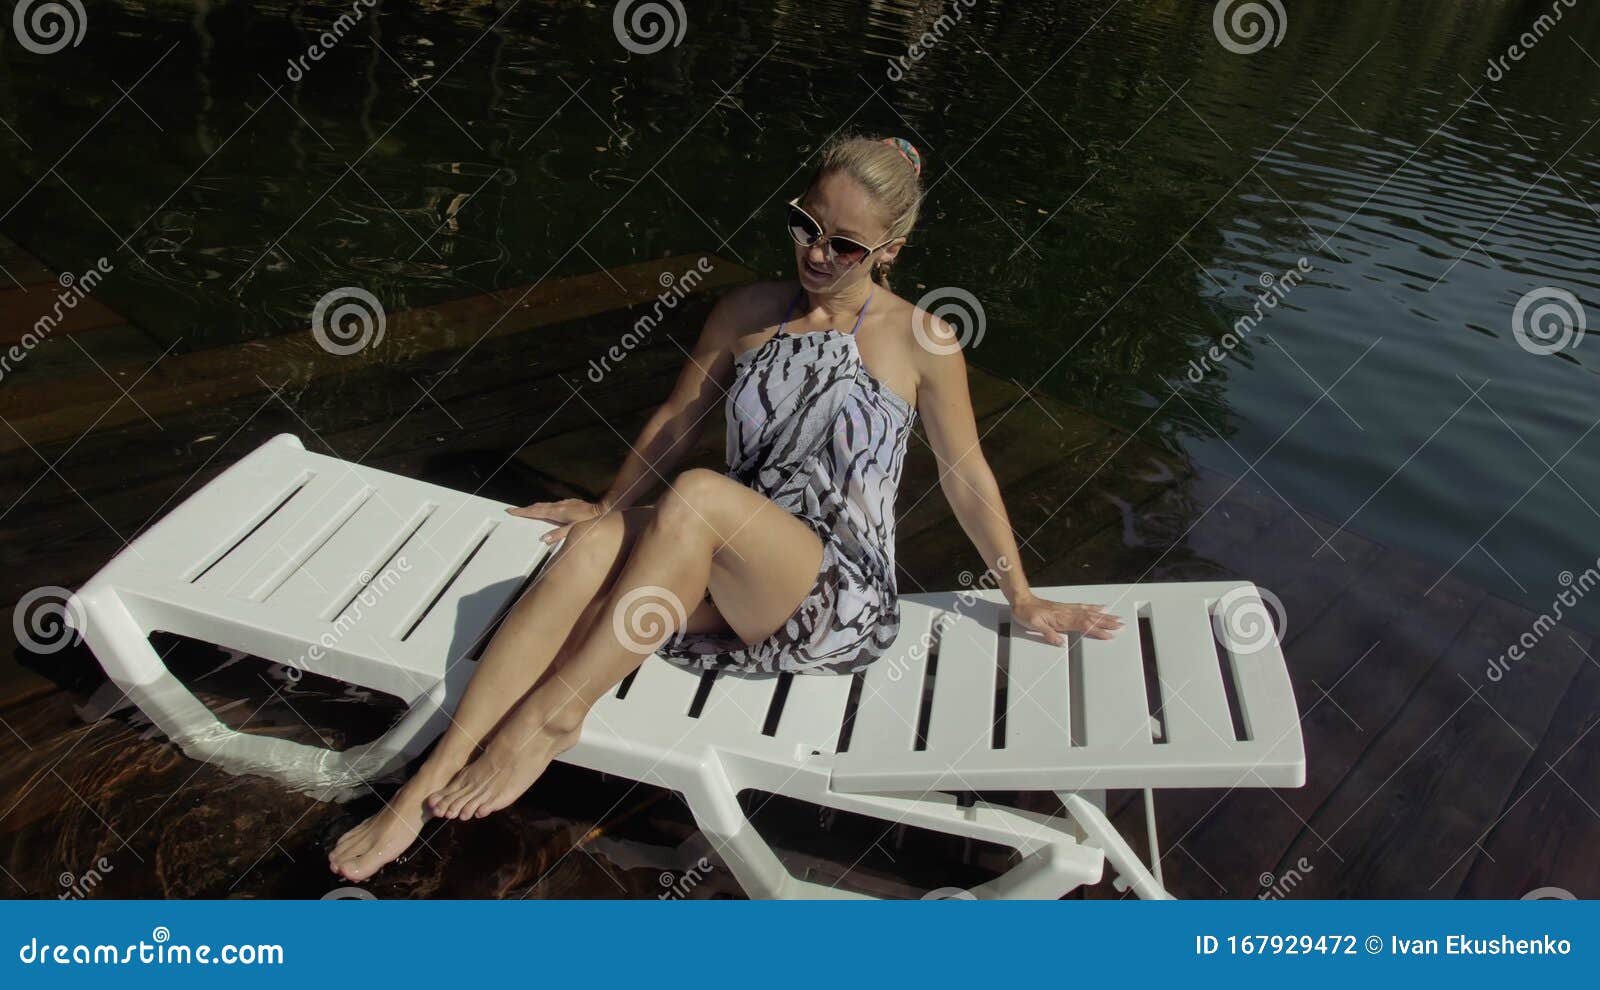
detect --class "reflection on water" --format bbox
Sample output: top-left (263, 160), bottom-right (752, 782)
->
top-left (1, 0), bottom-right (1597, 621)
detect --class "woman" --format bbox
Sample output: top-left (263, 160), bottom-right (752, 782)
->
top-left (330, 136), bottom-right (1123, 882)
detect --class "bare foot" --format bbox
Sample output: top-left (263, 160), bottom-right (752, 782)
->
top-left (427, 712), bottom-right (583, 821)
top-left (328, 764), bottom-right (454, 882)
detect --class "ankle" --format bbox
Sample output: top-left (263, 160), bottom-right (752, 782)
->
top-left (529, 698), bottom-right (589, 737)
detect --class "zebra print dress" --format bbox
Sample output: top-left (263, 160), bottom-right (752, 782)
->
top-left (656, 290), bottom-right (916, 675)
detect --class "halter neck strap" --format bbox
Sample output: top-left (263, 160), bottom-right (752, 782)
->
top-left (777, 288), bottom-right (875, 336)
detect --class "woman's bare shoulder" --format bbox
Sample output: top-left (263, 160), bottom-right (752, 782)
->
top-left (705, 281), bottom-right (799, 352)
top-left (716, 281), bottom-right (798, 324)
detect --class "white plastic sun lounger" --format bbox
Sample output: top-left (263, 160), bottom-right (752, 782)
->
top-left (72, 434), bottom-right (1304, 899)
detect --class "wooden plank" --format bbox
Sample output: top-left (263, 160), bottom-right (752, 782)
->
top-left (1269, 597), bottom-right (1587, 897)
top-left (1460, 649), bottom-right (1600, 898)
top-left (0, 254), bottom-right (754, 452)
top-left (0, 235), bottom-right (55, 287)
top-left (0, 287), bottom-right (125, 345)
top-left (1153, 550), bottom-right (1487, 896)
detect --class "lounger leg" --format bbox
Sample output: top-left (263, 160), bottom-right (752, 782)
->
top-left (1058, 790), bottom-right (1173, 899)
top-left (75, 585), bottom-right (374, 800)
top-left (75, 583), bottom-right (452, 801)
top-left (333, 677), bottom-right (451, 783)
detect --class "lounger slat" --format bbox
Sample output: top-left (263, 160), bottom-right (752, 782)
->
top-left (617, 656), bottom-right (704, 719)
top-left (192, 471), bottom-right (376, 601)
top-left (1075, 623), bottom-right (1153, 750)
top-left (693, 672), bottom-right (780, 738)
top-left (769, 673), bottom-right (854, 751)
top-left (404, 520), bottom-right (551, 669)
top-left (924, 602), bottom-right (1002, 758)
top-left (1146, 598), bottom-right (1237, 747)
top-left (847, 600), bottom-right (938, 752)
top-left (266, 492), bottom-right (433, 619)
top-left (1003, 619), bottom-right (1071, 754)
top-left (1217, 591), bottom-right (1303, 772)
top-left (354, 505), bottom-right (499, 642)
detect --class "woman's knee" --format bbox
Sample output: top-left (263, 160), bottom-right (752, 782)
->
top-left (656, 468), bottom-right (730, 531)
top-left (548, 512), bottom-right (625, 580)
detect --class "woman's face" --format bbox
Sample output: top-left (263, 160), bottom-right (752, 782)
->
top-left (793, 170), bottom-right (902, 293)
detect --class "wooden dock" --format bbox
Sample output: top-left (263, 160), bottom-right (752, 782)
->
top-left (0, 235), bottom-right (1593, 900)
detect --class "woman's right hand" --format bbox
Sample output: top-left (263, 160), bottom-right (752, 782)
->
top-left (507, 498), bottom-right (607, 544)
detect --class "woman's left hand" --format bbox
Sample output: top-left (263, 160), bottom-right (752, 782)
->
top-left (1010, 593), bottom-right (1124, 645)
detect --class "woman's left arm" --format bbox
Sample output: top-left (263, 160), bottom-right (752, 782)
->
top-left (915, 329), bottom-right (1124, 645)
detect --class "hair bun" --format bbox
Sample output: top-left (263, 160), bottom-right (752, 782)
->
top-left (881, 137), bottom-right (923, 178)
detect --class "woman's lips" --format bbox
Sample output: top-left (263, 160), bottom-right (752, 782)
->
top-left (802, 259), bottom-right (831, 280)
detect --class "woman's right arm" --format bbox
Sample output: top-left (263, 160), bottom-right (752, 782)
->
top-left (510, 288), bottom-right (752, 541)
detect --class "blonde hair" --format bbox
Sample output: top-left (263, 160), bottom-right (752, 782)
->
top-left (809, 135), bottom-right (925, 287)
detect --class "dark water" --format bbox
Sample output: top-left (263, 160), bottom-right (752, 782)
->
top-left (3, 0), bottom-right (1599, 626)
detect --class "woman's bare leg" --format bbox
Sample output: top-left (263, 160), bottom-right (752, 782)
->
top-left (428, 468), bottom-right (825, 820)
top-left (329, 508), bottom-right (649, 881)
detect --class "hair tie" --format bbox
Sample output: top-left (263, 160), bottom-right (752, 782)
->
top-left (881, 137), bottom-right (923, 178)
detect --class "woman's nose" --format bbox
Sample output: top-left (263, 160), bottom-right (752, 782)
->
top-left (805, 240), bottom-right (830, 266)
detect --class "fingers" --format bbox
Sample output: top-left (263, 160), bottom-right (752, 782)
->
top-left (507, 500), bottom-right (575, 520)
top-left (540, 524), bottom-right (572, 545)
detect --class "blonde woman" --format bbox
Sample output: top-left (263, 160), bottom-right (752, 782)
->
top-left (331, 135), bottom-right (1123, 882)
